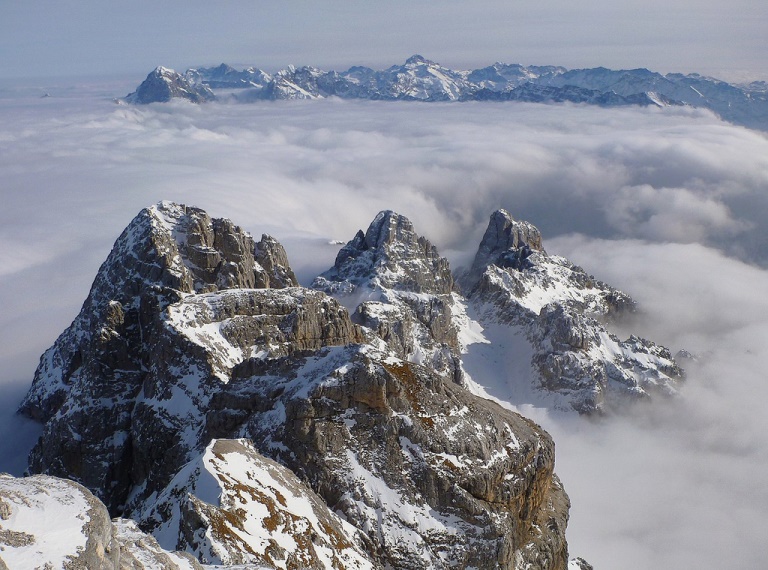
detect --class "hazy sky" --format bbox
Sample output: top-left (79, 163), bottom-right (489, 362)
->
top-left (2, 0), bottom-right (767, 81)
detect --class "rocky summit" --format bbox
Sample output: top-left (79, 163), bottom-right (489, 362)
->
top-left (125, 66), bottom-right (216, 104)
top-left (459, 209), bottom-right (682, 413)
top-left (312, 210), bottom-right (461, 383)
top-left (13, 201), bottom-right (685, 569)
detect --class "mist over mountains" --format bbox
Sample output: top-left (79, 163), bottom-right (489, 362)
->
top-left (2, 73), bottom-right (768, 568)
top-left (125, 55), bottom-right (768, 130)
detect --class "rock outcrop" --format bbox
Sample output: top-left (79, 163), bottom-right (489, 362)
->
top-left (138, 439), bottom-right (374, 568)
top-left (197, 346), bottom-right (569, 569)
top-left (114, 519), bottom-right (203, 570)
top-left (313, 210), bottom-right (453, 296)
top-left (460, 209), bottom-right (683, 413)
top-left (313, 210), bottom-right (461, 382)
top-left (126, 287), bottom-right (364, 513)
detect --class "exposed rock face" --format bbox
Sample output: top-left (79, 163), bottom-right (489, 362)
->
top-left (568, 558), bottom-right (594, 570)
top-left (20, 203), bottom-right (574, 569)
top-left (200, 346), bottom-right (569, 569)
top-left (313, 210), bottom-right (461, 383)
top-left (127, 287), bottom-right (364, 510)
top-left (125, 67), bottom-right (215, 104)
top-left (114, 519), bottom-right (204, 570)
top-left (461, 209), bottom-right (632, 319)
top-left (461, 209), bottom-right (683, 414)
top-left (18, 201), bottom-right (303, 512)
top-left (466, 208), bottom-right (545, 286)
top-left (314, 210), bottom-right (453, 296)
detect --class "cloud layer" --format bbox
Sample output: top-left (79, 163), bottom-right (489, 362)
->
top-left (2, 87), bottom-right (768, 567)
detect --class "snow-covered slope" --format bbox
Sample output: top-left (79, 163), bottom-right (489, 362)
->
top-left (125, 56), bottom-right (768, 130)
top-left (139, 438), bottom-right (374, 568)
top-left (0, 473), bottom-right (200, 570)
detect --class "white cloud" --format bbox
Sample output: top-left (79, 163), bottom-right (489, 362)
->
top-left (541, 237), bottom-right (768, 568)
top-left (605, 184), bottom-right (746, 242)
top-left (2, 88), bottom-right (768, 567)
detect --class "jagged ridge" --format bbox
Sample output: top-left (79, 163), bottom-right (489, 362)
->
top-left (124, 56), bottom-right (768, 130)
top-left (18, 202), bottom-right (581, 569)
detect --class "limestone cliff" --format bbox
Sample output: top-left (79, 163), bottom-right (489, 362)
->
top-left (19, 202), bottom-right (573, 569)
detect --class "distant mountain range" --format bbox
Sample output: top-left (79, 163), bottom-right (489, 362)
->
top-left (124, 55), bottom-right (768, 130)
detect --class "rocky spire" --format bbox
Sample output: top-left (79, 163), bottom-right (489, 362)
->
top-left (463, 209), bottom-right (544, 290)
top-left (461, 210), bottom-right (681, 414)
top-left (315, 210), bottom-right (453, 295)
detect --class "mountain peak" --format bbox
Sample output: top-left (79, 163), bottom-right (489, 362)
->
top-left (126, 68), bottom-right (214, 104)
top-left (152, 65), bottom-right (176, 77)
top-left (465, 209), bottom-right (545, 288)
top-left (314, 210), bottom-right (453, 295)
top-left (364, 209), bottom-right (415, 249)
top-left (405, 54), bottom-right (431, 65)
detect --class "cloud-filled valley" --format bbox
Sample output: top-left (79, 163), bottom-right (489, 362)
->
top-left (2, 85), bottom-right (768, 568)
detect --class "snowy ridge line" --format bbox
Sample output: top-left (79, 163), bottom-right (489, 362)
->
top-left (124, 55), bottom-right (768, 130)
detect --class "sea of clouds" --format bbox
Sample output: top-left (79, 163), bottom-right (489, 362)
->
top-left (1, 81), bottom-right (767, 568)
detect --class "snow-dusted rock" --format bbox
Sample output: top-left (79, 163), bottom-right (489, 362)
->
top-left (126, 56), bottom-right (768, 130)
top-left (138, 439), bottom-right (374, 568)
top-left (314, 210), bottom-right (453, 296)
top-left (20, 203), bottom-right (574, 569)
top-left (313, 210), bottom-right (461, 381)
top-left (224, 345), bottom-right (569, 569)
top-left (127, 287), bottom-right (364, 511)
top-left (125, 67), bottom-right (215, 104)
top-left (114, 519), bottom-right (203, 570)
top-left (462, 209), bottom-right (683, 414)
top-left (185, 63), bottom-right (271, 92)
top-left (568, 557), bottom-right (594, 570)
top-left (19, 201), bottom-right (300, 511)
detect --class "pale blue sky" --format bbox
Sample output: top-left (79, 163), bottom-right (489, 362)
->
top-left (1, 0), bottom-right (766, 81)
